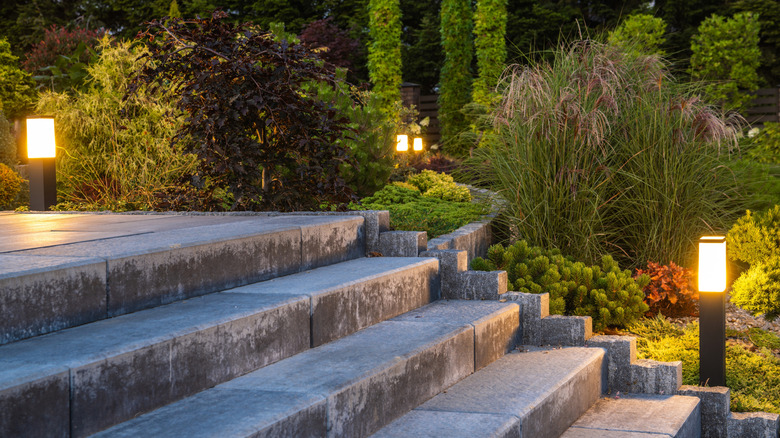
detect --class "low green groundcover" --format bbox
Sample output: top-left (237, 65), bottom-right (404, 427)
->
top-left (630, 316), bottom-right (780, 413)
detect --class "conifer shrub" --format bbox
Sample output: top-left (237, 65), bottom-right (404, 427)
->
top-left (727, 206), bottom-right (780, 267)
top-left (0, 163), bottom-right (23, 207)
top-left (634, 261), bottom-right (698, 318)
top-left (731, 256), bottom-right (780, 321)
top-left (406, 169), bottom-right (471, 202)
top-left (471, 240), bottom-right (650, 330)
top-left (354, 177), bottom-right (487, 238)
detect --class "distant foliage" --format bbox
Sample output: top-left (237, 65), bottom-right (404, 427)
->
top-left (130, 12), bottom-right (355, 211)
top-left (439, 0), bottom-right (473, 156)
top-left (0, 38), bottom-right (37, 119)
top-left (312, 81), bottom-right (396, 198)
top-left (413, 154), bottom-right (459, 174)
top-left (300, 17), bottom-right (362, 71)
top-left (471, 240), bottom-right (650, 330)
top-left (690, 12), bottom-right (761, 111)
top-left (0, 110), bottom-right (16, 167)
top-left (367, 0), bottom-right (402, 115)
top-left (746, 123), bottom-right (780, 164)
top-left (608, 14), bottom-right (667, 56)
top-left (22, 25), bottom-right (101, 75)
top-left (634, 261), bottom-right (698, 318)
top-left (727, 206), bottom-right (780, 266)
top-left (0, 162), bottom-right (23, 207)
top-left (472, 0), bottom-right (507, 106)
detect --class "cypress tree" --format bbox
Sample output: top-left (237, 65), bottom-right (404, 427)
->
top-left (472, 0), bottom-right (507, 107)
top-left (439, 0), bottom-right (473, 156)
top-left (368, 0), bottom-right (402, 116)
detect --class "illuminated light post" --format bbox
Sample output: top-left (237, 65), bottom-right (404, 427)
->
top-left (413, 137), bottom-right (423, 152)
top-left (699, 235), bottom-right (727, 387)
top-left (27, 116), bottom-right (57, 211)
top-left (396, 134), bottom-right (409, 152)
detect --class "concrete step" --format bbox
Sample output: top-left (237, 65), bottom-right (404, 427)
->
top-left (0, 215), bottom-right (365, 345)
top-left (92, 300), bottom-right (521, 438)
top-left (0, 256), bottom-right (438, 438)
top-left (372, 346), bottom-right (605, 438)
top-left (561, 394), bottom-right (701, 438)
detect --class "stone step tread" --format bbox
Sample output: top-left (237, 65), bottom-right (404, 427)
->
top-left (372, 346), bottom-right (605, 438)
top-left (561, 394), bottom-right (701, 438)
top-left (2, 214), bottom-right (366, 345)
top-left (0, 256), bottom-right (438, 437)
top-left (92, 300), bottom-right (520, 438)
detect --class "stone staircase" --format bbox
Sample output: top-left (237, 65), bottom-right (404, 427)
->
top-left (0, 212), bottom-right (713, 437)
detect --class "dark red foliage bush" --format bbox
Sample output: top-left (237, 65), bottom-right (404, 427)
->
top-left (634, 261), bottom-right (699, 318)
top-left (22, 25), bottom-right (102, 73)
top-left (129, 11), bottom-right (355, 211)
top-left (299, 17), bottom-right (362, 70)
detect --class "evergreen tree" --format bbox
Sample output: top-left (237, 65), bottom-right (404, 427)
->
top-left (169, 0), bottom-right (181, 18)
top-left (689, 12), bottom-right (761, 111)
top-left (472, 0), bottom-right (507, 106)
top-left (368, 0), bottom-right (402, 116)
top-left (439, 0), bottom-right (473, 155)
top-left (0, 39), bottom-right (37, 119)
top-left (607, 13), bottom-right (667, 56)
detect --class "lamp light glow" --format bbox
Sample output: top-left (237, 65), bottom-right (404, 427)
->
top-left (396, 134), bottom-right (408, 152)
top-left (413, 137), bottom-right (423, 152)
top-left (699, 236), bottom-right (727, 292)
top-left (27, 117), bottom-right (56, 158)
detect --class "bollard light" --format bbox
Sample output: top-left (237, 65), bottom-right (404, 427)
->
top-left (698, 235), bottom-right (727, 387)
top-left (27, 116), bottom-right (57, 211)
top-left (396, 134), bottom-right (409, 152)
top-left (413, 137), bottom-right (423, 152)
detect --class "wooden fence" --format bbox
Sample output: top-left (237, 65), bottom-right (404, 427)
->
top-left (746, 88), bottom-right (780, 125)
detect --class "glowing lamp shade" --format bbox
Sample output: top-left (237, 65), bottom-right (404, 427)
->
top-left (396, 134), bottom-right (409, 152)
top-left (699, 236), bottom-right (727, 292)
top-left (413, 137), bottom-right (423, 152)
top-left (27, 117), bottom-right (56, 158)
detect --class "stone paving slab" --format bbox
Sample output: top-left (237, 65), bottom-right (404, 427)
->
top-left (561, 394), bottom-right (701, 438)
top-left (93, 301), bottom-right (520, 438)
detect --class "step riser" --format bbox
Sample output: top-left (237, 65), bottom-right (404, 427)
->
top-left (521, 354), bottom-right (603, 438)
top-left (0, 370), bottom-right (69, 438)
top-left (70, 301), bottom-right (310, 437)
top-left (311, 263), bottom-right (439, 347)
top-left (329, 330), bottom-right (474, 437)
top-left (1, 217), bottom-right (364, 345)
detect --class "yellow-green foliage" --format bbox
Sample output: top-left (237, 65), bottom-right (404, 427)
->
top-left (36, 36), bottom-right (196, 210)
top-left (0, 163), bottom-right (23, 207)
top-left (731, 256), bottom-right (780, 321)
top-left (727, 206), bottom-right (780, 266)
top-left (0, 110), bottom-right (16, 167)
top-left (633, 316), bottom-right (780, 413)
top-left (354, 177), bottom-right (487, 238)
top-left (472, 0), bottom-right (507, 106)
top-left (406, 169), bottom-right (472, 202)
top-left (607, 14), bottom-right (667, 56)
top-left (471, 240), bottom-right (649, 330)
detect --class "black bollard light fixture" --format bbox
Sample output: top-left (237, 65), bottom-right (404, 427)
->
top-left (698, 235), bottom-right (727, 387)
top-left (27, 116), bottom-right (57, 211)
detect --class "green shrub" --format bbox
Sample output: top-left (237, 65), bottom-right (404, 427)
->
top-left (467, 40), bottom-right (748, 269)
top-left (471, 240), bottom-right (650, 330)
top-left (731, 256), bottom-right (780, 321)
top-left (746, 123), bottom-right (780, 164)
top-left (36, 37), bottom-right (195, 211)
top-left (0, 163), bottom-right (23, 207)
top-left (727, 206), bottom-right (780, 266)
top-left (0, 110), bottom-right (16, 167)
top-left (607, 14), bottom-right (667, 57)
top-left (355, 181), bottom-right (487, 238)
top-left (367, 0), bottom-right (402, 115)
top-left (407, 169), bottom-right (472, 202)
